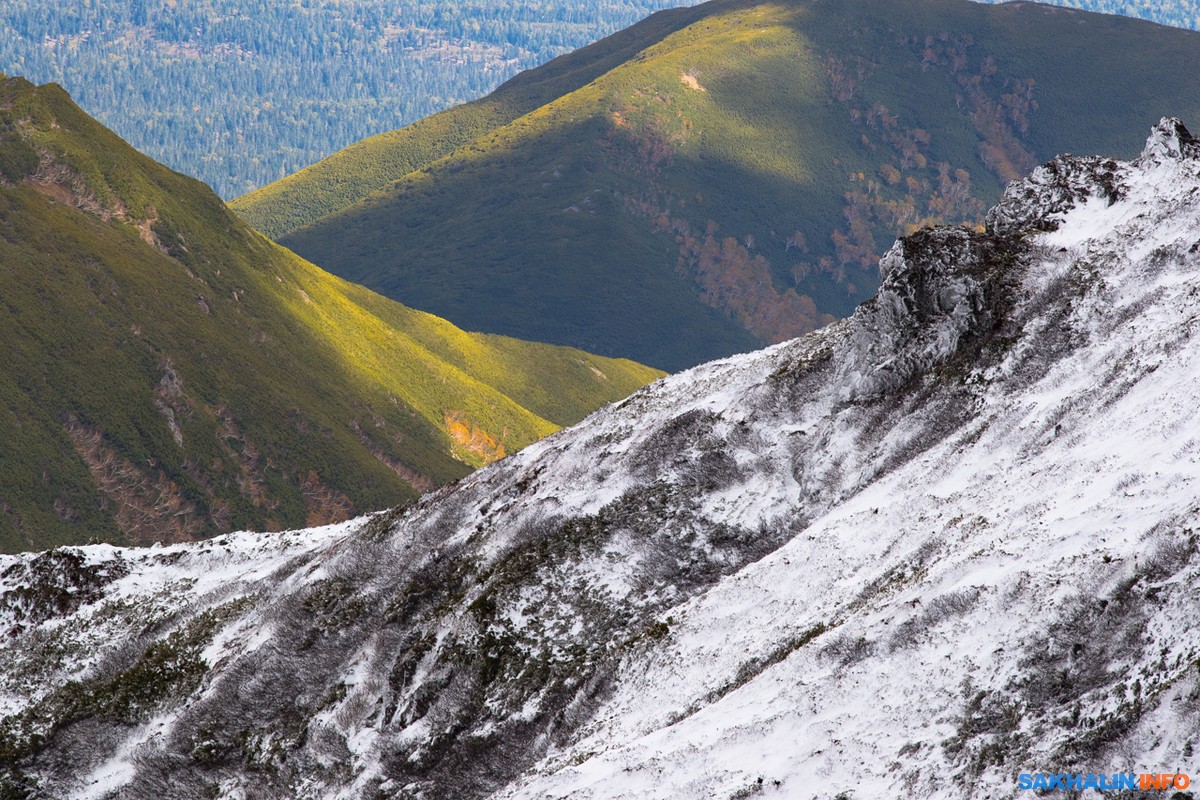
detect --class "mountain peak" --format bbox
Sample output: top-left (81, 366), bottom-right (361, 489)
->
top-left (985, 115), bottom-right (1200, 239)
top-left (1138, 115), bottom-right (1200, 165)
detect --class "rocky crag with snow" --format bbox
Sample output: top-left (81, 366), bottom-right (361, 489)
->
top-left (3, 120), bottom-right (1200, 799)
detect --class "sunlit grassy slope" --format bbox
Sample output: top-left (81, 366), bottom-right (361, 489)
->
top-left (234, 0), bottom-right (1200, 371)
top-left (0, 75), bottom-right (661, 552)
top-left (228, 4), bottom-right (717, 240)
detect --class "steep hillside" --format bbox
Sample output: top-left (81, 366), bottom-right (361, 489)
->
top-left (0, 75), bottom-right (661, 552)
top-left (5, 120), bottom-right (1200, 798)
top-left (229, 2), bottom-right (716, 239)
top-left (236, 0), bottom-right (1200, 370)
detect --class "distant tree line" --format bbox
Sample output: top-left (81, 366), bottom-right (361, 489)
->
top-left (976, 0), bottom-right (1199, 33)
top-left (0, 0), bottom-right (1192, 199)
top-left (0, 0), bottom-right (698, 198)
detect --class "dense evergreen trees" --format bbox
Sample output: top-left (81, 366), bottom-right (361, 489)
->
top-left (978, 0), bottom-right (1199, 30)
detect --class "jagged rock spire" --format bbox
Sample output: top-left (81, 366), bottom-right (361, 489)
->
top-left (987, 116), bottom-right (1198, 238)
top-left (1138, 116), bottom-right (1200, 165)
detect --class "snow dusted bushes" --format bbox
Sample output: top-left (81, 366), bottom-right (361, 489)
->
top-left (822, 633), bottom-right (875, 666)
top-left (0, 549), bottom-right (128, 632)
top-left (888, 587), bottom-right (980, 652)
top-left (1019, 584), bottom-right (1146, 710)
top-left (297, 577), bottom-right (370, 650)
top-left (358, 505), bottom-right (408, 542)
top-left (675, 622), bottom-right (830, 726)
top-left (969, 533), bottom-right (1192, 772)
top-left (0, 598), bottom-right (249, 792)
top-left (358, 475), bottom-right (804, 797)
top-left (1141, 527), bottom-right (1196, 576)
top-left (943, 687), bottom-right (1026, 776)
top-left (630, 409), bottom-right (744, 494)
top-left (924, 587), bottom-right (979, 620)
top-left (938, 533), bottom-right (1193, 777)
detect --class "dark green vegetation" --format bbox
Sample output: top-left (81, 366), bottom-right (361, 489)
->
top-left (0, 75), bottom-right (661, 553)
top-left (238, 0), bottom-right (1200, 371)
top-left (0, 599), bottom-right (242, 770)
top-left (0, 0), bottom-right (698, 198)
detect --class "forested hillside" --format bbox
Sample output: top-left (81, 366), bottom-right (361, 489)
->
top-left (0, 0), bottom-right (698, 198)
top-left (243, 0), bottom-right (1200, 371)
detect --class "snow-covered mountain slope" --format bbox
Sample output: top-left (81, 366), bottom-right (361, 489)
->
top-left (4, 119), bottom-right (1200, 799)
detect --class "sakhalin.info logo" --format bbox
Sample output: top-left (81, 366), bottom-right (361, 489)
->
top-left (1017, 773), bottom-right (1191, 791)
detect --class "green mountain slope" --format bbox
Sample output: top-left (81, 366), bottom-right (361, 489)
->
top-left (235, 0), bottom-right (1200, 371)
top-left (229, 3), bottom-right (717, 239)
top-left (0, 75), bottom-right (661, 553)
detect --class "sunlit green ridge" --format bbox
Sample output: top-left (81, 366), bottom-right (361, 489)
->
top-left (0, 75), bottom-right (661, 552)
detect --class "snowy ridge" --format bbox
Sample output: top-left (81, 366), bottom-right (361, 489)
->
top-left (3, 119), bottom-right (1200, 798)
